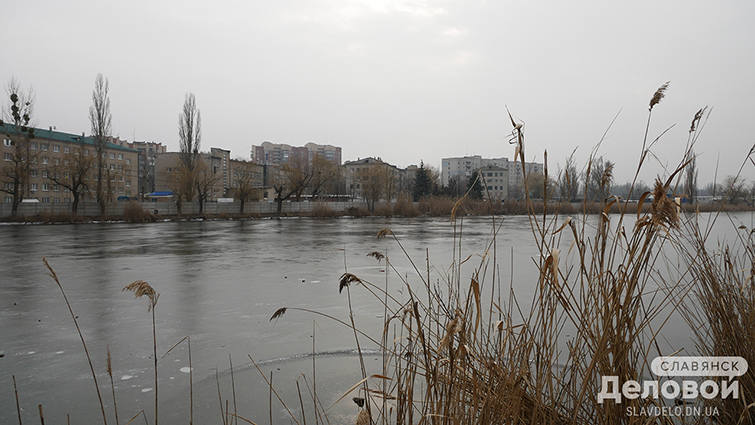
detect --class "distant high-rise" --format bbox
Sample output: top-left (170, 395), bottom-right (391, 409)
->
top-left (250, 141), bottom-right (342, 166)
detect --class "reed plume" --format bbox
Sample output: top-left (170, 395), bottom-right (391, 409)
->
top-left (123, 280), bottom-right (160, 425)
top-left (649, 81), bottom-right (670, 110)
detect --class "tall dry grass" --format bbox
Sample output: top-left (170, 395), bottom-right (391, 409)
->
top-left (266, 83), bottom-right (749, 424)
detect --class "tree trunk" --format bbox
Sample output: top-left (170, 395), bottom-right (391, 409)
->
top-left (11, 183), bottom-right (21, 216)
top-left (239, 199), bottom-right (245, 214)
top-left (72, 194), bottom-right (79, 215)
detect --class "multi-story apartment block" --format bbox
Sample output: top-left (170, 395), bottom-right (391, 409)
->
top-left (441, 155), bottom-right (544, 199)
top-left (153, 148), bottom-right (231, 201)
top-left (508, 161), bottom-right (544, 196)
top-left (1, 126), bottom-right (138, 205)
top-left (251, 141), bottom-right (342, 166)
top-left (477, 164), bottom-right (509, 201)
top-left (441, 155), bottom-right (509, 187)
top-left (344, 157), bottom-right (406, 201)
top-left (129, 140), bottom-right (167, 198)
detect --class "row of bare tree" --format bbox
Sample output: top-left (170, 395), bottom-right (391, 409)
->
top-left (1, 75), bottom-right (119, 216)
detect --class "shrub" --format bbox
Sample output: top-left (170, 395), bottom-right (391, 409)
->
top-left (392, 195), bottom-right (419, 217)
top-left (122, 201), bottom-right (154, 223)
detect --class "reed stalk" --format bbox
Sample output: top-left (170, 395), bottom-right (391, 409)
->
top-left (122, 280), bottom-right (159, 425)
top-left (43, 258), bottom-right (108, 425)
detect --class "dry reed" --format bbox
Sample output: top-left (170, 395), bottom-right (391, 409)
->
top-left (123, 280), bottom-right (160, 425)
top-left (43, 258), bottom-right (109, 425)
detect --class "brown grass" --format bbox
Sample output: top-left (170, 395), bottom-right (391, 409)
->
top-left (309, 202), bottom-right (340, 217)
top-left (393, 194), bottom-right (419, 217)
top-left (373, 202), bottom-right (394, 217)
top-left (122, 201), bottom-right (154, 223)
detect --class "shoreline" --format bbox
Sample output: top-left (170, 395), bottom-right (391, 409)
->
top-left (1, 200), bottom-right (752, 225)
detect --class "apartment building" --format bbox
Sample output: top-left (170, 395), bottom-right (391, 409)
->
top-left (1, 126), bottom-right (138, 204)
top-left (477, 164), bottom-right (509, 201)
top-left (153, 148), bottom-right (230, 201)
top-left (129, 140), bottom-right (167, 198)
top-left (344, 157), bottom-right (406, 201)
top-left (251, 141), bottom-right (342, 166)
top-left (508, 161), bottom-right (544, 195)
top-left (441, 155), bottom-right (510, 187)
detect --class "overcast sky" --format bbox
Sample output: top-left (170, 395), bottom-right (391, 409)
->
top-left (3, 0), bottom-right (754, 186)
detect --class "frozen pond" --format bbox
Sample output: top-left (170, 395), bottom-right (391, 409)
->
top-left (0, 213), bottom-right (750, 423)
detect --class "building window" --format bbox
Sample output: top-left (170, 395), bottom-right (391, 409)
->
top-left (110, 164), bottom-right (115, 170)
top-left (30, 169), bottom-right (38, 178)
top-left (30, 183), bottom-right (38, 192)
top-left (3, 153), bottom-right (11, 161)
top-left (30, 142), bottom-right (37, 150)
top-left (118, 154), bottom-right (123, 160)
top-left (110, 153), bottom-right (115, 159)
top-left (84, 150), bottom-right (89, 156)
top-left (41, 143), bottom-right (48, 151)
top-left (3, 138), bottom-right (11, 146)
top-left (126, 158), bottom-right (131, 165)
top-left (42, 157), bottom-right (49, 165)
top-left (5, 197), bottom-right (13, 203)
top-left (64, 146), bottom-right (70, 154)
top-left (53, 145), bottom-right (60, 153)
top-left (41, 197), bottom-right (50, 203)
top-left (42, 170), bottom-right (48, 178)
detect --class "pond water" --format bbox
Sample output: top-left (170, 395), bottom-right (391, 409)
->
top-left (0, 212), bottom-right (751, 423)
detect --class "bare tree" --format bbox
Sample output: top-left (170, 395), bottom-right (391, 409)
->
top-left (0, 78), bottom-right (36, 216)
top-left (584, 156), bottom-right (614, 202)
top-left (720, 175), bottom-right (749, 205)
top-left (274, 157), bottom-right (313, 216)
top-left (361, 166), bottom-right (385, 211)
top-left (89, 74), bottom-right (112, 216)
top-left (684, 151), bottom-right (699, 204)
top-left (175, 93), bottom-right (201, 214)
top-left (230, 159), bottom-right (260, 213)
top-left (46, 148), bottom-right (94, 214)
top-left (308, 154), bottom-right (339, 198)
top-left (169, 158), bottom-right (195, 215)
top-left (194, 159), bottom-right (218, 214)
top-left (557, 154), bottom-right (580, 201)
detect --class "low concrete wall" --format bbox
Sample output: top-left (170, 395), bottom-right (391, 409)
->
top-left (0, 200), bottom-right (378, 217)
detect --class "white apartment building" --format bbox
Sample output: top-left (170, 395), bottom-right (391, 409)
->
top-left (441, 155), bottom-right (509, 187)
